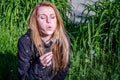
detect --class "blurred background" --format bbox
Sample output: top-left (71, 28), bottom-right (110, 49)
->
top-left (0, 0), bottom-right (120, 80)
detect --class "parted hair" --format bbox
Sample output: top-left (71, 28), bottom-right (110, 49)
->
top-left (29, 1), bottom-right (69, 76)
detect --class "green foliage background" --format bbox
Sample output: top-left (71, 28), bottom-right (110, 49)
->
top-left (0, 0), bottom-right (120, 80)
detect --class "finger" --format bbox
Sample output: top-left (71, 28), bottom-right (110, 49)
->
top-left (39, 51), bottom-right (53, 67)
top-left (45, 53), bottom-right (53, 61)
top-left (40, 53), bottom-right (52, 64)
top-left (46, 55), bottom-right (52, 64)
top-left (43, 59), bottom-right (52, 67)
top-left (46, 60), bottom-right (52, 67)
top-left (40, 51), bottom-right (52, 60)
top-left (41, 60), bottom-right (47, 67)
top-left (43, 54), bottom-right (52, 65)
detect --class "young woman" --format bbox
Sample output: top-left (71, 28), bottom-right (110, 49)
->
top-left (18, 1), bottom-right (70, 80)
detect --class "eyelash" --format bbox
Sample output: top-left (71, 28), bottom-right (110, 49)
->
top-left (51, 16), bottom-right (55, 19)
top-left (41, 16), bottom-right (46, 19)
top-left (40, 16), bottom-right (55, 19)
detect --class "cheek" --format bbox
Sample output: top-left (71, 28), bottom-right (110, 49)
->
top-left (37, 19), bottom-right (45, 28)
top-left (52, 19), bottom-right (57, 28)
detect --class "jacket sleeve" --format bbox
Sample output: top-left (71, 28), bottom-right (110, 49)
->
top-left (52, 34), bottom-right (71, 80)
top-left (17, 34), bottom-right (32, 80)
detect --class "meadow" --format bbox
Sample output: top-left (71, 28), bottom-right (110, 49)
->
top-left (0, 0), bottom-right (120, 80)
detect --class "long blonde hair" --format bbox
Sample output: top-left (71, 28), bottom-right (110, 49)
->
top-left (29, 1), bottom-right (69, 76)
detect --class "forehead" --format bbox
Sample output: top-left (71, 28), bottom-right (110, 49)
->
top-left (37, 6), bottom-right (55, 14)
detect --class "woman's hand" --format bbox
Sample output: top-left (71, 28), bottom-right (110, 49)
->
top-left (39, 51), bottom-right (53, 68)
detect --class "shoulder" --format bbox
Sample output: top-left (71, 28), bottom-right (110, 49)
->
top-left (18, 29), bottom-right (31, 45)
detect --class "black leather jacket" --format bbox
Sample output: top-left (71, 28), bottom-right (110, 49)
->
top-left (18, 29), bottom-right (70, 80)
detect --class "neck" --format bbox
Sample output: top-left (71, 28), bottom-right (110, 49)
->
top-left (41, 35), bottom-right (52, 44)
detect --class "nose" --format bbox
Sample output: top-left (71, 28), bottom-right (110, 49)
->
top-left (46, 17), bottom-right (51, 23)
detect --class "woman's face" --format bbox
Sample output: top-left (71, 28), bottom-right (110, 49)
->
top-left (37, 6), bottom-right (57, 36)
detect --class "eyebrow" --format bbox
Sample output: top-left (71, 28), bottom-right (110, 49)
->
top-left (38, 13), bottom-right (56, 16)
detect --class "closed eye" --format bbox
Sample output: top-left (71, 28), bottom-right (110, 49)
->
top-left (37, 14), bottom-right (46, 19)
top-left (40, 15), bottom-right (46, 19)
top-left (50, 14), bottom-right (56, 19)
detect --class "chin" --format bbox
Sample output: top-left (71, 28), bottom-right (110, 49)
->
top-left (46, 31), bottom-right (54, 35)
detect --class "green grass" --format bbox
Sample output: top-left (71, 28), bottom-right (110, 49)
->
top-left (0, 0), bottom-right (120, 80)
top-left (66, 0), bottom-right (120, 80)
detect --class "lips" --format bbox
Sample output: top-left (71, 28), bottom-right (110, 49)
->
top-left (48, 26), bottom-right (52, 28)
top-left (47, 26), bottom-right (52, 30)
